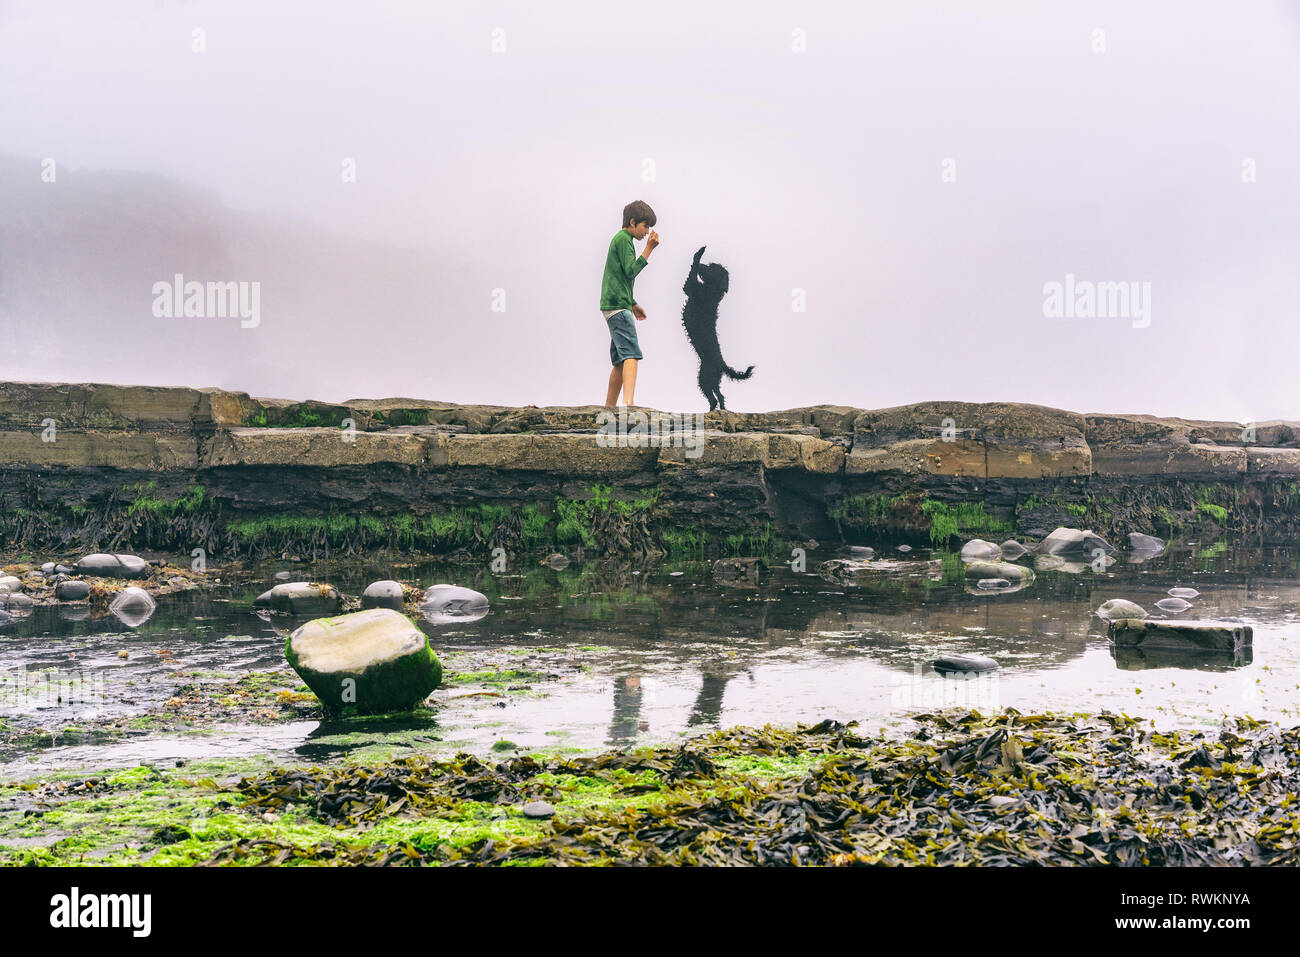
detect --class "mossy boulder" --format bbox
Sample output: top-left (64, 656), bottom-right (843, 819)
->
top-left (285, 608), bottom-right (442, 717)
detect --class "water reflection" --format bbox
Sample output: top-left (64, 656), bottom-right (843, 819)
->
top-left (3, 541), bottom-right (1299, 770)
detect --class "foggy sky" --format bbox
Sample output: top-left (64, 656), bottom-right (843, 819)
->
top-left (1, 1), bottom-right (1298, 421)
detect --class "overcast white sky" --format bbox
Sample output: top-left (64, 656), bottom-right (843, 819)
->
top-left (1, 0), bottom-right (1298, 421)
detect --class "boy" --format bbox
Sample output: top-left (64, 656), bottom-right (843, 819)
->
top-left (600, 200), bottom-right (659, 407)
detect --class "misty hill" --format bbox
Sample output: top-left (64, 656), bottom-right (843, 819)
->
top-left (0, 154), bottom-right (477, 400)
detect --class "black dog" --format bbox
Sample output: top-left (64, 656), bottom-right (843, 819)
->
top-left (681, 245), bottom-right (753, 411)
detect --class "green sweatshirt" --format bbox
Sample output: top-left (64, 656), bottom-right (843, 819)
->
top-left (599, 229), bottom-right (648, 310)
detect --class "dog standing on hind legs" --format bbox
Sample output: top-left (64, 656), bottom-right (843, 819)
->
top-left (681, 245), bottom-right (754, 411)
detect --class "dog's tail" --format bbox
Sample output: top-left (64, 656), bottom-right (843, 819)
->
top-left (724, 364), bottom-right (755, 381)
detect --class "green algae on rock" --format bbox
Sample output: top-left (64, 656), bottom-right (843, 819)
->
top-left (285, 608), bottom-right (442, 717)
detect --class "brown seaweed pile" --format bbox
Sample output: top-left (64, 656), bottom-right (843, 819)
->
top-left (203, 711), bottom-right (1300, 866)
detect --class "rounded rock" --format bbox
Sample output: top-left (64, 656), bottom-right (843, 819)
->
top-left (361, 580), bottom-right (406, 611)
top-left (960, 539), bottom-right (1002, 562)
top-left (1155, 597), bottom-right (1192, 613)
top-left (74, 553), bottom-right (149, 580)
top-left (964, 560), bottom-right (1035, 584)
top-left (110, 587), bottom-right (157, 627)
top-left (420, 584), bottom-right (490, 624)
top-left (522, 801), bottom-right (556, 818)
top-left (999, 540), bottom-right (1029, 560)
top-left (254, 582), bottom-right (343, 616)
top-left (56, 580), bottom-right (91, 601)
top-left (1097, 599), bottom-right (1148, 621)
top-left (933, 654), bottom-right (1000, 675)
top-left (1168, 587), bottom-right (1199, 599)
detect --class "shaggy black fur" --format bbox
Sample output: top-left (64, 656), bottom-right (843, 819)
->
top-left (681, 245), bottom-right (754, 411)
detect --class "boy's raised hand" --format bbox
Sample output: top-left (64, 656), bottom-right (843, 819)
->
top-left (646, 230), bottom-right (659, 250)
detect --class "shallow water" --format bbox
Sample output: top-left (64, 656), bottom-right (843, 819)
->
top-left (1, 542), bottom-right (1297, 776)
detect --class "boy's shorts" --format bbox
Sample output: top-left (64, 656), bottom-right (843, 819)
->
top-left (605, 309), bottom-right (643, 365)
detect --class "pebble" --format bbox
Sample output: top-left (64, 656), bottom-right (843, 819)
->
top-left (933, 653), bottom-right (1000, 675)
top-left (522, 801), bottom-right (556, 818)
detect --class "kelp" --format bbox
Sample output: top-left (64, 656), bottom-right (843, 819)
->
top-left (201, 711), bottom-right (1300, 867)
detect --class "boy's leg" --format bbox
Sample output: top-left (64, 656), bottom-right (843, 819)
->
top-left (621, 358), bottom-right (638, 407)
top-left (605, 362), bottom-right (623, 407)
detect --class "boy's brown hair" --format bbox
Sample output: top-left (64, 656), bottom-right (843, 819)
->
top-left (622, 200), bottom-right (657, 228)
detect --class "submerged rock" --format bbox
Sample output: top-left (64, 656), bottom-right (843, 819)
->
top-left (1107, 619), bottom-right (1252, 655)
top-left (964, 560), bottom-right (1035, 584)
top-left (74, 553), bottom-right (149, 579)
top-left (361, 580), bottom-right (405, 611)
top-left (0, 592), bottom-right (33, 608)
top-left (254, 582), bottom-right (343, 616)
top-left (712, 557), bottom-right (767, 586)
top-left (818, 557), bottom-right (943, 584)
top-left (1155, 597), bottom-right (1193, 613)
top-left (419, 584), bottom-right (490, 624)
top-left (960, 539), bottom-right (1001, 562)
top-left (964, 578), bottom-right (1031, 596)
top-left (999, 539), bottom-right (1029, 560)
top-left (1034, 528), bottom-right (1116, 559)
top-left (109, 586), bottom-right (157, 627)
top-left (844, 546), bottom-right (875, 560)
top-left (55, 580), bottom-right (90, 601)
top-left (542, 553), bottom-right (570, 570)
top-left (1128, 532), bottom-right (1166, 555)
top-left (1168, 587), bottom-right (1199, 599)
top-left (1096, 599), bottom-right (1147, 621)
top-left (286, 608), bottom-right (443, 717)
top-left (896, 544), bottom-right (912, 553)
top-left (933, 654), bottom-right (1000, 675)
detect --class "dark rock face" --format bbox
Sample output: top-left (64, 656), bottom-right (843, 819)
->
top-left (1, 384), bottom-right (1298, 560)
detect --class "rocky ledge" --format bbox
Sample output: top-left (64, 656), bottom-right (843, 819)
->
top-left (0, 381), bottom-right (1297, 558)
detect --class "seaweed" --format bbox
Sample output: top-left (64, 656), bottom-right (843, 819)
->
top-left (199, 711), bottom-right (1300, 867)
